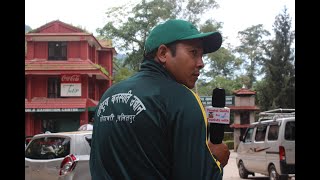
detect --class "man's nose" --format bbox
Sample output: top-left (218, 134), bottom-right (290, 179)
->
top-left (197, 57), bottom-right (204, 69)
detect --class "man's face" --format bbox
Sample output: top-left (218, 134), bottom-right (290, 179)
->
top-left (165, 39), bottom-right (204, 89)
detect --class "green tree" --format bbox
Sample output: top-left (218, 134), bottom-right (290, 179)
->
top-left (197, 76), bottom-right (243, 96)
top-left (97, 0), bottom-right (220, 71)
top-left (236, 24), bottom-right (271, 89)
top-left (112, 57), bottom-right (135, 84)
top-left (256, 7), bottom-right (295, 110)
top-left (196, 19), bottom-right (244, 95)
top-left (200, 19), bottom-right (242, 80)
top-left (203, 47), bottom-right (243, 79)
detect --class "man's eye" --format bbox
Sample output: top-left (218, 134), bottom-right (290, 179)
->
top-left (190, 50), bottom-right (198, 56)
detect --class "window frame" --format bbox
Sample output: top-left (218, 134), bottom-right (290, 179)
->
top-left (254, 125), bottom-right (267, 142)
top-left (244, 127), bottom-right (254, 143)
top-left (284, 121), bottom-right (295, 141)
top-left (25, 136), bottom-right (71, 160)
top-left (267, 124), bottom-right (280, 141)
top-left (47, 77), bottom-right (61, 98)
top-left (48, 41), bottom-right (67, 60)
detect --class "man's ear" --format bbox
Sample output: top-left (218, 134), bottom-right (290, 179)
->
top-left (156, 45), bottom-right (169, 64)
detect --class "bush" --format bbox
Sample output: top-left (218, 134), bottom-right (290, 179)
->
top-left (223, 132), bottom-right (233, 141)
top-left (224, 140), bottom-right (234, 150)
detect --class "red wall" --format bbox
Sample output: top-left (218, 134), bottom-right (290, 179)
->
top-left (68, 41), bottom-right (80, 58)
top-left (32, 76), bottom-right (47, 97)
top-left (98, 51), bottom-right (107, 67)
top-left (80, 41), bottom-right (88, 60)
top-left (97, 80), bottom-right (108, 99)
top-left (26, 41), bottom-right (34, 60)
top-left (81, 75), bottom-right (88, 98)
top-left (98, 50), bottom-right (113, 87)
top-left (34, 42), bottom-right (48, 59)
top-left (88, 45), bottom-right (92, 60)
top-left (91, 46), bottom-right (96, 63)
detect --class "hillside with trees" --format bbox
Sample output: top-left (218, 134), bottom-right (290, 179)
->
top-left (25, 25), bottom-right (32, 33)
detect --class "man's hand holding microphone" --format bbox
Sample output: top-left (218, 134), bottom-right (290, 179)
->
top-left (206, 88), bottom-right (230, 167)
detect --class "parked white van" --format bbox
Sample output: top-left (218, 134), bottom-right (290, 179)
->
top-left (236, 109), bottom-right (295, 180)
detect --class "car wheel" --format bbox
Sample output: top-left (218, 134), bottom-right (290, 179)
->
top-left (238, 161), bottom-right (249, 179)
top-left (269, 164), bottom-right (279, 180)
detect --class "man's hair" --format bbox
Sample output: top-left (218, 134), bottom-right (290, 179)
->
top-left (144, 42), bottom-right (177, 60)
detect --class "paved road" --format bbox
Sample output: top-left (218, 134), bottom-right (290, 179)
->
top-left (223, 150), bottom-right (269, 180)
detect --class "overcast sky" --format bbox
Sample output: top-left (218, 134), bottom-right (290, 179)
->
top-left (25, 0), bottom-right (295, 48)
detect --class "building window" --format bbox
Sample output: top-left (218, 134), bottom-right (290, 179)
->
top-left (48, 42), bottom-right (67, 60)
top-left (48, 77), bottom-right (61, 98)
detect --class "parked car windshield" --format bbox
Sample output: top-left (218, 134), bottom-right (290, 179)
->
top-left (25, 136), bottom-right (70, 160)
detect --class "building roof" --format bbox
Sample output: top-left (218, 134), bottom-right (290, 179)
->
top-left (26, 20), bottom-right (116, 54)
top-left (25, 97), bottom-right (98, 109)
top-left (229, 123), bottom-right (251, 129)
top-left (28, 20), bottom-right (88, 34)
top-left (98, 39), bottom-right (113, 48)
top-left (228, 106), bottom-right (260, 111)
top-left (25, 59), bottom-right (112, 80)
top-left (233, 88), bottom-right (256, 95)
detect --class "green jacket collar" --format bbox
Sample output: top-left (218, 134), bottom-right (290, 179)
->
top-left (140, 59), bottom-right (175, 81)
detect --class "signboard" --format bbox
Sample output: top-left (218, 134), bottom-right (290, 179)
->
top-left (200, 96), bottom-right (234, 106)
top-left (205, 107), bottom-right (230, 124)
top-left (61, 74), bottom-right (82, 97)
top-left (25, 108), bottom-right (85, 112)
top-left (225, 96), bottom-right (234, 106)
top-left (61, 74), bottom-right (81, 83)
top-left (61, 83), bottom-right (81, 96)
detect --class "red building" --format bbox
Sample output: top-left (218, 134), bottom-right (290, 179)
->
top-left (25, 20), bottom-right (115, 136)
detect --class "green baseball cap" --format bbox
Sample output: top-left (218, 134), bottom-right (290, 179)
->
top-left (144, 19), bottom-right (222, 55)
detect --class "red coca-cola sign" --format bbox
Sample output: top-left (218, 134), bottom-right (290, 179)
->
top-left (61, 74), bottom-right (81, 83)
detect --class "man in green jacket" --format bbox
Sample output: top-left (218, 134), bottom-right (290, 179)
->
top-left (90, 19), bottom-right (230, 180)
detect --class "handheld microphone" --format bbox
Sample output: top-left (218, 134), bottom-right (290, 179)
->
top-left (206, 88), bottom-right (230, 144)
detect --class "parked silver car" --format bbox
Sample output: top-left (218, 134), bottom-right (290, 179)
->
top-left (236, 109), bottom-right (295, 180)
top-left (25, 130), bottom-right (92, 180)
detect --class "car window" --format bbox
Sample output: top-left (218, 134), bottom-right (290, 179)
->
top-left (255, 125), bottom-right (267, 142)
top-left (244, 127), bottom-right (254, 143)
top-left (25, 136), bottom-right (33, 146)
top-left (25, 136), bottom-right (70, 160)
top-left (285, 121), bottom-right (295, 141)
top-left (267, 125), bottom-right (279, 141)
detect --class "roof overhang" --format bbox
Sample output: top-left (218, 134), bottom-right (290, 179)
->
top-left (230, 123), bottom-right (251, 129)
top-left (25, 60), bottom-right (111, 80)
top-left (25, 98), bottom-right (98, 112)
top-left (26, 33), bottom-right (101, 48)
top-left (228, 106), bottom-right (260, 111)
top-left (25, 70), bottom-right (109, 80)
top-left (25, 33), bottom-right (115, 52)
